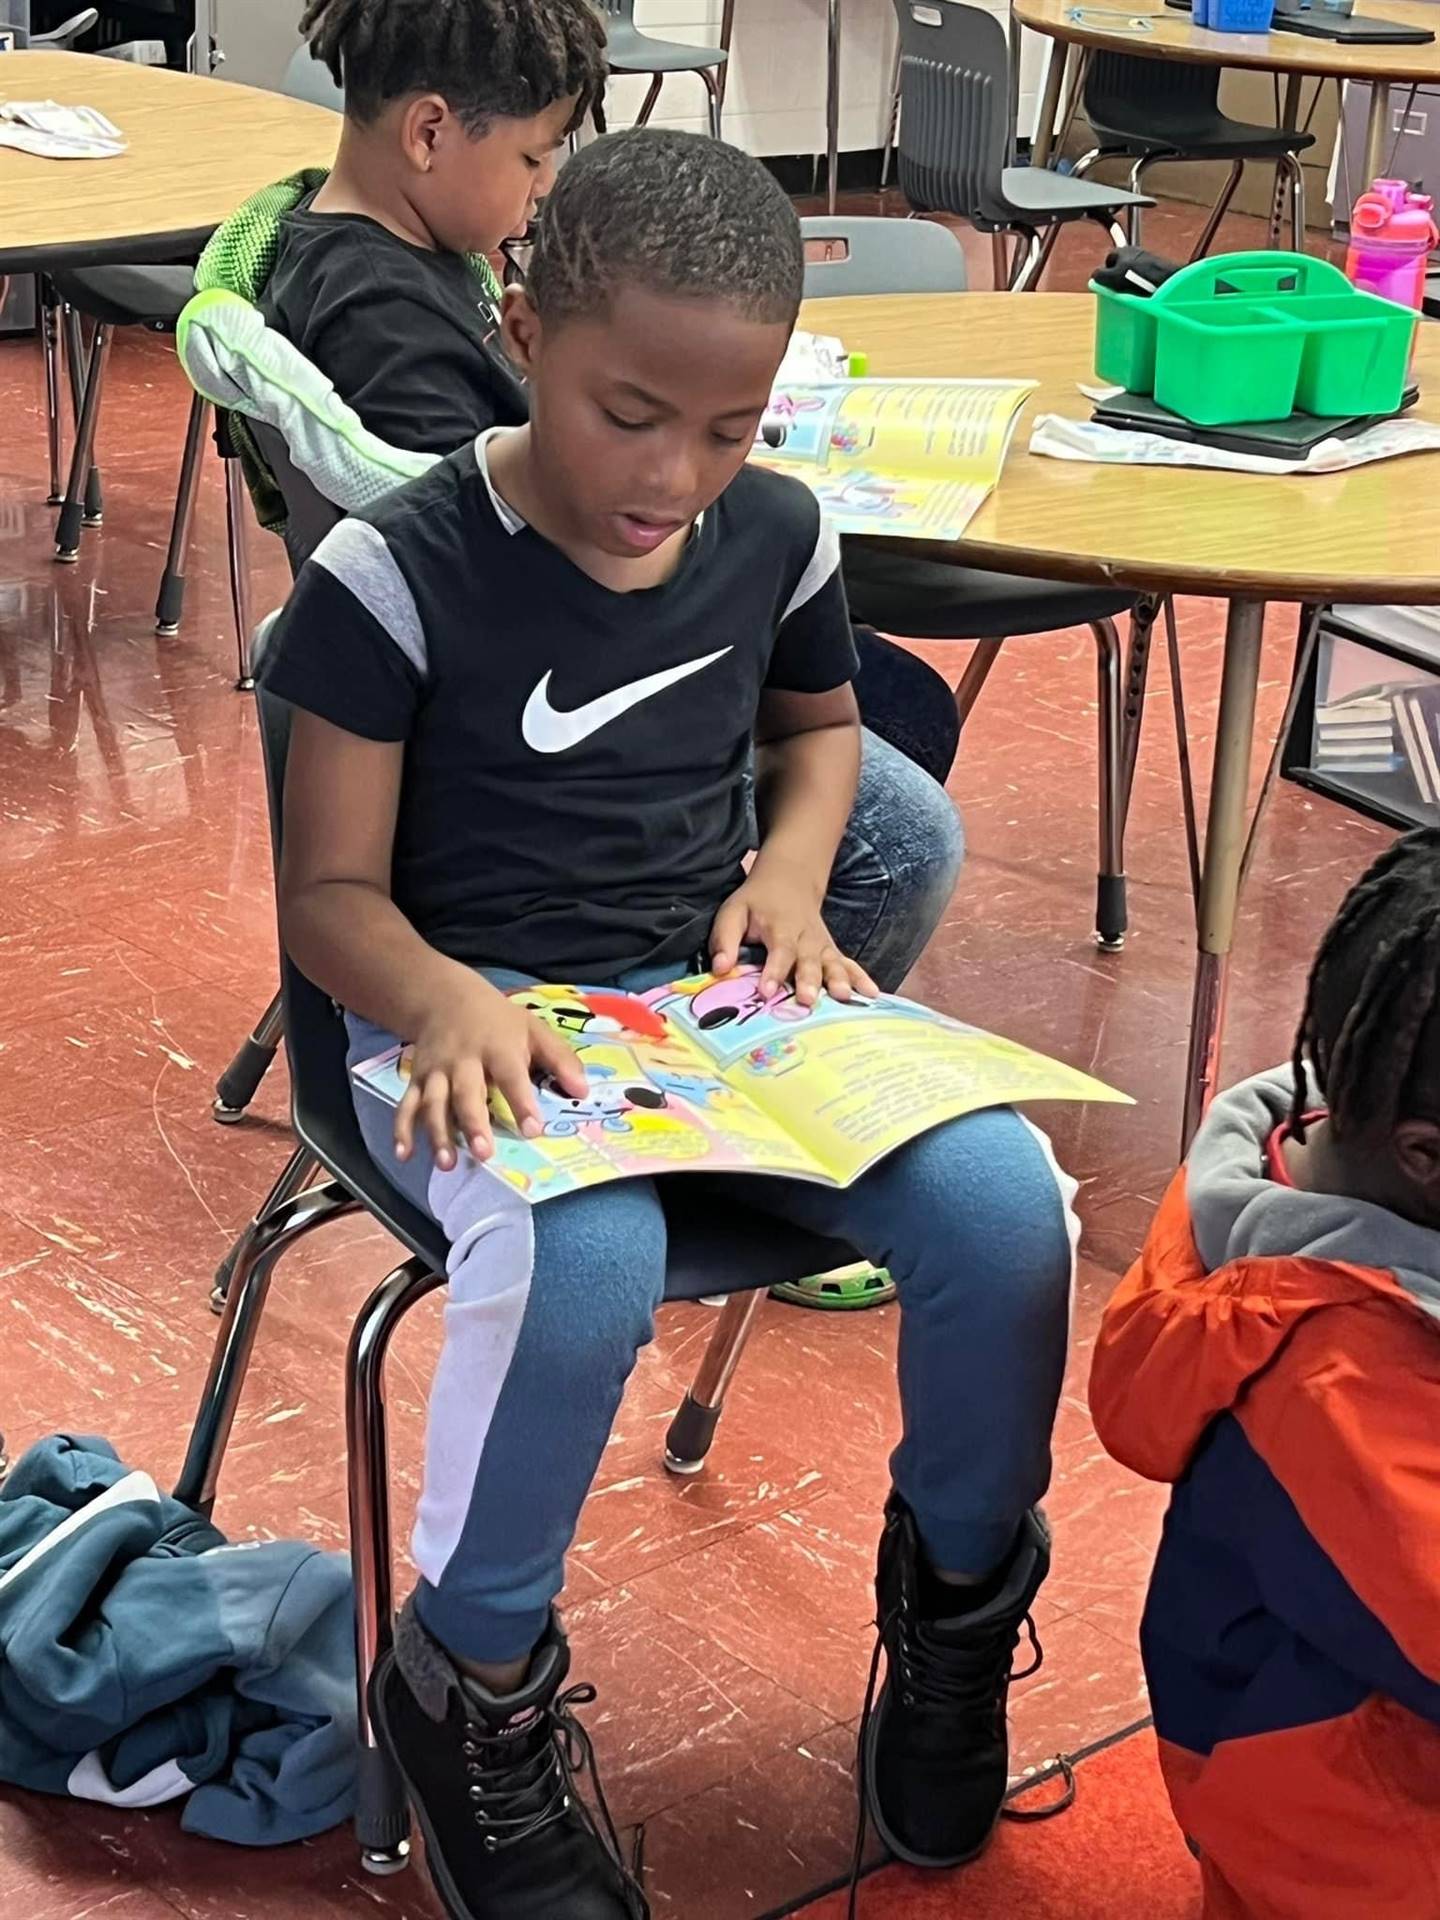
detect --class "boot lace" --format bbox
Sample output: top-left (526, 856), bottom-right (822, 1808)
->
top-left (844, 1605), bottom-right (1045, 1920)
top-left (461, 1682), bottom-right (649, 1914)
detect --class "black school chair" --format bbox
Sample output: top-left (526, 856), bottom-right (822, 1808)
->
top-left (801, 215), bottom-right (1160, 950)
top-left (173, 642), bottom-right (857, 1871)
top-left (46, 266), bottom-right (255, 678)
top-left (1072, 52), bottom-right (1314, 256)
top-left (891, 0), bottom-right (1150, 292)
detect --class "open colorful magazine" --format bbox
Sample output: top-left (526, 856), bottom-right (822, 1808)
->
top-left (750, 378), bottom-right (1036, 542)
top-left (351, 967), bottom-right (1128, 1205)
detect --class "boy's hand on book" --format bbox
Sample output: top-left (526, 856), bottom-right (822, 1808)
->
top-left (395, 976), bottom-right (588, 1172)
top-left (711, 867), bottom-right (878, 1009)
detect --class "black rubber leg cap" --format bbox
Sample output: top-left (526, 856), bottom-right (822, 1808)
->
top-left (54, 500), bottom-right (85, 558)
top-left (1095, 873), bottom-right (1128, 952)
top-left (354, 1742), bottom-right (411, 1862)
top-left (83, 469), bottom-right (104, 524)
top-left (665, 1394), bottom-right (721, 1470)
top-left (155, 570), bottom-right (185, 634)
top-left (214, 1036), bottom-right (279, 1117)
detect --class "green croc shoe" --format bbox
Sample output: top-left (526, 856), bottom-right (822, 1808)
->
top-left (769, 1262), bottom-right (896, 1310)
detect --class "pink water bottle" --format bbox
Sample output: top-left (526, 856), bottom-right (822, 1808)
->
top-left (1344, 179), bottom-right (1438, 309)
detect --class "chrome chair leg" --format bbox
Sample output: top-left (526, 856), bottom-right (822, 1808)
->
top-left (175, 1177), bottom-right (361, 1514)
top-left (699, 64), bottom-right (723, 140)
top-left (39, 278), bottom-right (65, 504)
top-left (1191, 158), bottom-right (1245, 262)
top-left (953, 637), bottom-right (1005, 728)
top-left (154, 391), bottom-right (211, 634)
top-left (1008, 227), bottom-right (1046, 293)
top-left (1091, 616), bottom-right (1126, 951)
top-left (880, 39), bottom-right (902, 188)
top-left (55, 322), bottom-right (113, 559)
top-left (214, 990), bottom-right (284, 1124)
top-left (989, 231), bottom-right (1012, 289)
top-left (633, 72), bottom-right (663, 125)
top-left (225, 456), bottom-right (257, 689)
top-left (62, 306), bottom-right (104, 526)
top-left (1280, 150), bottom-right (1306, 252)
top-left (664, 1289), bottom-right (765, 1473)
top-left (211, 1143), bottom-right (319, 1311)
top-left (347, 1256), bottom-right (446, 1875)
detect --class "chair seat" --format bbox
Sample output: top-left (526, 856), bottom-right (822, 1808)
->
top-left (606, 24), bottom-right (727, 72)
top-left (843, 546), bottom-right (1134, 640)
top-left (997, 165), bottom-right (1151, 223)
top-left (47, 263), bottom-right (193, 331)
top-left (1087, 114), bottom-right (1317, 162)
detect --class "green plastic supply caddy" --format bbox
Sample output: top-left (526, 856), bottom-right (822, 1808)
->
top-left (1092, 252), bottom-right (1418, 428)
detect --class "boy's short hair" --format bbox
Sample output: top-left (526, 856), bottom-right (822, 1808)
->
top-left (527, 129), bottom-right (804, 328)
top-left (299, 0), bottom-right (607, 134)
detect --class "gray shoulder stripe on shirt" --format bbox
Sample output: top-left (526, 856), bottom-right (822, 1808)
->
top-left (311, 518), bottom-right (429, 679)
top-left (781, 514), bottom-right (841, 624)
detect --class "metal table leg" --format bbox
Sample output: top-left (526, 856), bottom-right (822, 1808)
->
top-left (1181, 598), bottom-right (1266, 1152)
top-left (1363, 79), bottom-right (1392, 189)
top-left (1030, 38), bottom-right (1070, 169)
top-left (826, 0), bottom-right (842, 214)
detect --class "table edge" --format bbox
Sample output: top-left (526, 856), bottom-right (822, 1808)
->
top-left (1012, 0), bottom-right (1440, 79)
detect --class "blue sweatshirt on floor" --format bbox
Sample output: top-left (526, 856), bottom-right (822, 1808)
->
top-left (0, 1433), bottom-right (356, 1845)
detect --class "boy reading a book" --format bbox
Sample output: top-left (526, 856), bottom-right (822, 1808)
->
top-left (1090, 830), bottom-right (1440, 1918)
top-left (254, 0), bottom-right (963, 992)
top-left (262, 131), bottom-right (1079, 1920)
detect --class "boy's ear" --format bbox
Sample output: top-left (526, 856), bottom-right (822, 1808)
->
top-left (398, 93), bottom-right (450, 174)
top-left (501, 284), bottom-right (544, 375)
top-left (1393, 1117), bottom-right (1440, 1193)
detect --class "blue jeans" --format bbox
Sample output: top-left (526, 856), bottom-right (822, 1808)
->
top-left (809, 726), bottom-right (963, 993)
top-left (350, 978), bottom-right (1077, 1663)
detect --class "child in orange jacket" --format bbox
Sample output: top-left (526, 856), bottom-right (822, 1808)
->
top-left (1091, 828), bottom-right (1440, 1920)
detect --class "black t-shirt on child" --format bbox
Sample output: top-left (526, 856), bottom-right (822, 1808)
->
top-left (259, 196), bottom-right (528, 456)
top-left (261, 433), bottom-right (858, 981)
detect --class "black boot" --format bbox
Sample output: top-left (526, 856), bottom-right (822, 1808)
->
top-left (861, 1496), bottom-right (1050, 1868)
top-left (369, 1599), bottom-right (647, 1920)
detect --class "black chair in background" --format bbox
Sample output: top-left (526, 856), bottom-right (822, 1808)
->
top-left (802, 215), bottom-right (1159, 951)
top-left (1073, 52), bottom-right (1314, 257)
top-left (891, 0), bottom-right (1150, 291)
top-left (174, 642), bottom-right (858, 1872)
top-left (46, 266), bottom-right (255, 679)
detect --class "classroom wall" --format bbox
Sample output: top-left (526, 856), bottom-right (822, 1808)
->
top-left (216, 0), bottom-right (1050, 158)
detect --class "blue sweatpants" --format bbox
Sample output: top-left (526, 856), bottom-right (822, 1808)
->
top-left (348, 734), bottom-right (1076, 1662)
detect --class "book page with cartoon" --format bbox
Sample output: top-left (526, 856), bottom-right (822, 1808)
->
top-left (750, 379), bottom-right (1036, 542)
top-left (350, 969), bottom-right (1127, 1205)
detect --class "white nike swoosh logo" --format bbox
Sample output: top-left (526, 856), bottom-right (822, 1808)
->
top-left (522, 647), bottom-right (733, 754)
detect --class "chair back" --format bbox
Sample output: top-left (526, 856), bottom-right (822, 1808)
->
top-left (248, 418), bottom-right (345, 576)
top-left (250, 628), bottom-right (449, 1260)
top-left (280, 43), bottom-right (346, 112)
top-left (1083, 52), bottom-right (1219, 144)
top-left (891, 0), bottom-right (1012, 227)
top-left (31, 8), bottom-right (99, 50)
top-left (801, 214), bottom-right (968, 298)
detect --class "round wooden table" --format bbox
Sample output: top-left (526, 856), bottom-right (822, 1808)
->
top-left (804, 289), bottom-right (1440, 1144)
top-left (0, 51), bottom-right (340, 272)
top-left (1015, 0), bottom-right (1440, 196)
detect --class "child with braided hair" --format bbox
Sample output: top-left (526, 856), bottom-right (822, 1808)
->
top-left (1091, 828), bottom-right (1440, 1919)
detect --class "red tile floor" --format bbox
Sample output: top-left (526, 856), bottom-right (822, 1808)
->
top-left (0, 199), bottom-right (1393, 1920)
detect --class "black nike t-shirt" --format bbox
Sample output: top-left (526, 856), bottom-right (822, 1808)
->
top-left (260, 197), bottom-right (528, 456)
top-left (260, 433), bottom-right (858, 980)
